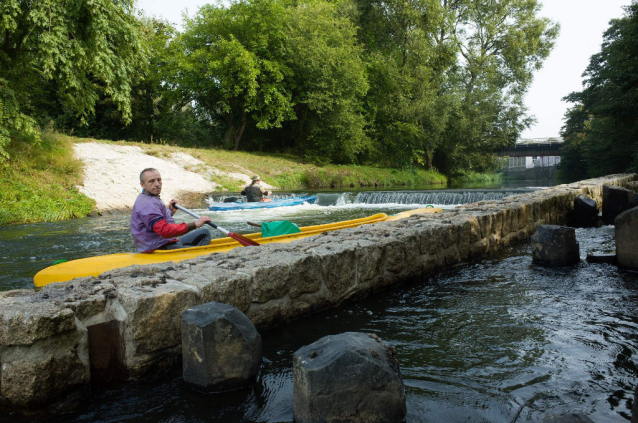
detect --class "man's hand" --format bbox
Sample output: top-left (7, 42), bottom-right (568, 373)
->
top-left (195, 216), bottom-right (211, 228)
top-left (168, 199), bottom-right (179, 215)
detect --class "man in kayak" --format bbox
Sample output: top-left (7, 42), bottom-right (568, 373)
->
top-left (241, 175), bottom-right (272, 202)
top-left (131, 168), bottom-right (212, 252)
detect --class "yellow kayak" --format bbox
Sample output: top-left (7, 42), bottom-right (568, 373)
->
top-left (33, 208), bottom-right (442, 287)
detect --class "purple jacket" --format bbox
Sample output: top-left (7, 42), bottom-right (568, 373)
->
top-left (131, 192), bottom-right (176, 252)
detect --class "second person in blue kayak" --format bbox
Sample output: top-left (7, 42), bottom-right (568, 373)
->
top-left (241, 175), bottom-right (272, 202)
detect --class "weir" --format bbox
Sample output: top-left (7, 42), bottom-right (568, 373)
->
top-left (214, 189), bottom-right (535, 206)
top-left (0, 174), bottom-right (636, 410)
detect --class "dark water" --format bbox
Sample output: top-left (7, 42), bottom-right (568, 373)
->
top-left (3, 225), bottom-right (637, 423)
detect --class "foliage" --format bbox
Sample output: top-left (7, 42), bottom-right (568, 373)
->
top-left (1, 0), bottom-right (558, 179)
top-left (449, 171), bottom-right (502, 185)
top-left (134, 140), bottom-right (447, 189)
top-left (281, 0), bottom-right (370, 164)
top-left (354, 0), bottom-right (456, 169)
top-left (351, 0), bottom-right (557, 173)
top-left (559, 2), bottom-right (638, 182)
top-left (0, 132), bottom-right (94, 225)
top-left (434, 0), bottom-right (559, 175)
top-left (177, 0), bottom-right (295, 151)
top-left (0, 0), bottom-right (147, 158)
top-left (52, 18), bottom-right (218, 147)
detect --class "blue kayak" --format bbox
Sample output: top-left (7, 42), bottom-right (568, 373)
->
top-left (208, 195), bottom-right (317, 211)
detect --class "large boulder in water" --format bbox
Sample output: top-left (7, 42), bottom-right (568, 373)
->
top-left (531, 225), bottom-right (580, 267)
top-left (293, 332), bottom-right (406, 423)
top-left (603, 185), bottom-right (633, 225)
top-left (181, 302), bottom-right (261, 392)
top-left (572, 194), bottom-right (599, 227)
top-left (615, 207), bottom-right (638, 271)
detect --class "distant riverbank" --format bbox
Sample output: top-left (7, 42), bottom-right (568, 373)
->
top-left (0, 132), bottom-right (447, 225)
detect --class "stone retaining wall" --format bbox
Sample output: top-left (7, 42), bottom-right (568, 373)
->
top-left (1, 174), bottom-right (636, 409)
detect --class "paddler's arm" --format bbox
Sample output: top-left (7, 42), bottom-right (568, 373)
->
top-left (151, 216), bottom-right (211, 238)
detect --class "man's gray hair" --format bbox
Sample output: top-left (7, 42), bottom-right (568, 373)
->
top-left (139, 168), bottom-right (158, 183)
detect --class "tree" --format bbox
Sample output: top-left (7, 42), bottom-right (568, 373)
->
top-left (354, 0), bottom-right (457, 168)
top-left (0, 0), bottom-right (147, 157)
top-left (177, 0), bottom-right (295, 151)
top-left (560, 2), bottom-right (638, 181)
top-left (435, 0), bottom-right (558, 175)
top-left (282, 0), bottom-right (369, 163)
top-left (352, 0), bottom-right (557, 173)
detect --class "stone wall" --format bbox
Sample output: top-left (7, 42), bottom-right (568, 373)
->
top-left (1, 174), bottom-right (636, 409)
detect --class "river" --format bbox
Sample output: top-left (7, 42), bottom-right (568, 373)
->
top-left (1, 182), bottom-right (637, 422)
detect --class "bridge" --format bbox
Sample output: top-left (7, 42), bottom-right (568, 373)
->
top-left (499, 137), bottom-right (563, 157)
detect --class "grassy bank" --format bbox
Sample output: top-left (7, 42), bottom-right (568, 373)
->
top-left (449, 171), bottom-right (502, 185)
top-left (136, 142), bottom-right (447, 190)
top-left (0, 133), bottom-right (447, 225)
top-left (0, 132), bottom-right (95, 225)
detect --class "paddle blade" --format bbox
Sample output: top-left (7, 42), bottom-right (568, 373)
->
top-left (229, 231), bottom-right (260, 247)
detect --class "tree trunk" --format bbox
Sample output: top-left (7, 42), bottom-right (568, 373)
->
top-left (224, 110), bottom-right (234, 146)
top-left (233, 108), bottom-right (246, 151)
top-left (424, 148), bottom-right (433, 170)
top-left (296, 106), bottom-right (308, 146)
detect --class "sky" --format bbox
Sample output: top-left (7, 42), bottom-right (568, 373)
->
top-left (135, 0), bottom-right (631, 139)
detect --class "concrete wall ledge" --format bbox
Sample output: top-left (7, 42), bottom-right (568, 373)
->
top-left (1, 173), bottom-right (636, 409)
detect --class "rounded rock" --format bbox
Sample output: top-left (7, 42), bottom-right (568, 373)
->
top-left (181, 302), bottom-right (261, 392)
top-left (615, 207), bottom-right (638, 270)
top-left (603, 185), bottom-right (633, 225)
top-left (572, 194), bottom-right (599, 228)
top-left (531, 225), bottom-right (580, 266)
top-left (293, 332), bottom-right (406, 423)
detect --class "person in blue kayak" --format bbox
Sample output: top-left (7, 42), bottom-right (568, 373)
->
top-left (241, 175), bottom-right (272, 202)
top-left (131, 168), bottom-right (212, 252)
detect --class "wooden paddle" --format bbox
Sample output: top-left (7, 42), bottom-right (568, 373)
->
top-left (173, 204), bottom-right (260, 247)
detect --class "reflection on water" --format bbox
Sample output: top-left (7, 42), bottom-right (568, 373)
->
top-left (3, 225), bottom-right (636, 423)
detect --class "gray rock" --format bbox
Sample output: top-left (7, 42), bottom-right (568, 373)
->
top-left (572, 194), bottom-right (599, 227)
top-left (181, 302), bottom-right (261, 392)
top-left (293, 332), bottom-right (406, 423)
top-left (615, 207), bottom-right (638, 270)
top-left (603, 185), bottom-right (633, 225)
top-left (629, 193), bottom-right (638, 211)
top-left (531, 225), bottom-right (580, 266)
top-left (0, 294), bottom-right (90, 407)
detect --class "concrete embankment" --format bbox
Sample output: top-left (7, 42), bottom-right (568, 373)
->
top-left (0, 174), bottom-right (636, 409)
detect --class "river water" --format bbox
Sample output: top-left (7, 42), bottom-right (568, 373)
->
top-left (2, 183), bottom-right (637, 422)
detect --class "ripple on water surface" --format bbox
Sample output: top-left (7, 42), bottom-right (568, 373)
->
top-left (2, 222), bottom-right (638, 423)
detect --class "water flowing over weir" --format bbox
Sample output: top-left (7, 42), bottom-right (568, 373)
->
top-left (350, 189), bottom-right (534, 205)
top-left (211, 189), bottom-right (537, 207)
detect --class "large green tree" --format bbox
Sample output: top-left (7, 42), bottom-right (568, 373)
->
top-left (354, 0), bottom-right (457, 168)
top-left (560, 2), bottom-right (638, 181)
top-left (282, 0), bottom-right (369, 163)
top-left (352, 0), bottom-right (557, 172)
top-left (177, 0), bottom-right (294, 151)
top-left (435, 0), bottom-right (558, 175)
top-left (0, 0), bottom-right (147, 157)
